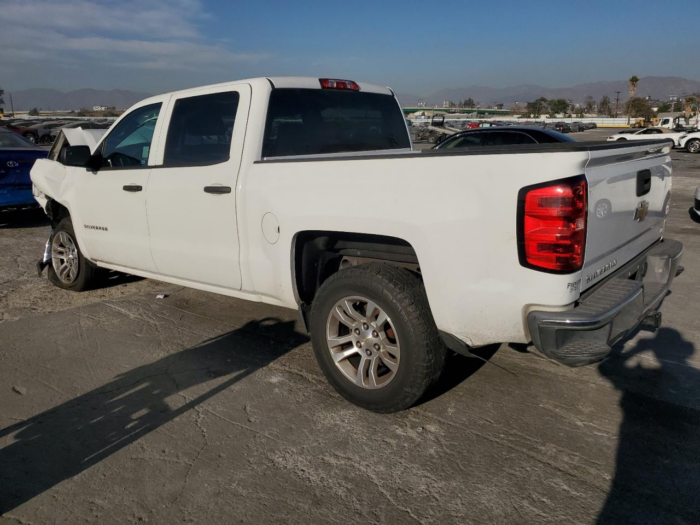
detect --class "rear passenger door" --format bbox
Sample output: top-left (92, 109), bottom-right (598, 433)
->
top-left (146, 85), bottom-right (251, 289)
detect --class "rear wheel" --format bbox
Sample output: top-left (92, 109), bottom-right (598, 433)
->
top-left (24, 132), bottom-right (38, 144)
top-left (310, 263), bottom-right (446, 413)
top-left (686, 139), bottom-right (700, 154)
top-left (48, 217), bottom-right (99, 291)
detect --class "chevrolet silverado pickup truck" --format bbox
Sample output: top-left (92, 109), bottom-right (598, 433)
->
top-left (31, 77), bottom-right (683, 412)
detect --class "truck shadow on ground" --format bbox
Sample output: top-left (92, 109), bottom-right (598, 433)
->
top-left (418, 345), bottom-right (500, 405)
top-left (597, 327), bottom-right (700, 524)
top-left (0, 208), bottom-right (49, 229)
top-left (0, 317), bottom-right (308, 515)
top-left (689, 206), bottom-right (700, 224)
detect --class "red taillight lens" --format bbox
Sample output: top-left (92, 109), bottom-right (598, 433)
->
top-left (319, 78), bottom-right (360, 91)
top-left (519, 177), bottom-right (587, 272)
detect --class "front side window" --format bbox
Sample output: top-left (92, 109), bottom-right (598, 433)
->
top-left (442, 133), bottom-right (483, 148)
top-left (101, 103), bottom-right (161, 169)
top-left (164, 91), bottom-right (240, 167)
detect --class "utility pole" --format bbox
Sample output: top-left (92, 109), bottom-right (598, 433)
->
top-left (614, 91), bottom-right (621, 118)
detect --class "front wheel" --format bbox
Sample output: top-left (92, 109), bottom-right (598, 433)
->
top-left (686, 139), bottom-right (700, 154)
top-left (48, 217), bottom-right (100, 291)
top-left (310, 263), bottom-right (446, 413)
top-left (24, 133), bottom-right (38, 144)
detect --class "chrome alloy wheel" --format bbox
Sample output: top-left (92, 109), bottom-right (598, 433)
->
top-left (688, 139), bottom-right (700, 154)
top-left (326, 296), bottom-right (400, 389)
top-left (51, 231), bottom-right (79, 284)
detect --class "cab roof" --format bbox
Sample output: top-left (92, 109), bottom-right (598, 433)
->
top-left (152, 77), bottom-right (394, 101)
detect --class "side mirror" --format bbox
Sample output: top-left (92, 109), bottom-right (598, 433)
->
top-left (60, 145), bottom-right (93, 167)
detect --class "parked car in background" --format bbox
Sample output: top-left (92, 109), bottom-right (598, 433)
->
top-left (27, 120), bottom-right (71, 144)
top-left (433, 126), bottom-right (574, 149)
top-left (553, 122), bottom-right (573, 133)
top-left (31, 76), bottom-right (681, 412)
top-left (606, 128), bottom-right (682, 145)
top-left (0, 128), bottom-right (47, 210)
top-left (49, 121), bottom-right (111, 142)
top-left (678, 131), bottom-right (700, 153)
top-left (6, 122), bottom-right (42, 143)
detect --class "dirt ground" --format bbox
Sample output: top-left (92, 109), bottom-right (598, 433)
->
top-left (2, 131), bottom-right (700, 524)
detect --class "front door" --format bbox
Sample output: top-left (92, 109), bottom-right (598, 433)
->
top-left (74, 102), bottom-right (164, 272)
top-left (146, 85), bottom-right (250, 289)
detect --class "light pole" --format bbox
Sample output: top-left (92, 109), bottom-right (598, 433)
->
top-left (614, 91), bottom-right (621, 118)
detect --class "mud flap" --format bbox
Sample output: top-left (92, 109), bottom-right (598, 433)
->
top-left (36, 229), bottom-right (53, 276)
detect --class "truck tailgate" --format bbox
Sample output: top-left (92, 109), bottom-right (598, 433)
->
top-left (582, 140), bottom-right (672, 291)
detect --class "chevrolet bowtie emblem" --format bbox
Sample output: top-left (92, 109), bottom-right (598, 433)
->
top-left (634, 201), bottom-right (649, 222)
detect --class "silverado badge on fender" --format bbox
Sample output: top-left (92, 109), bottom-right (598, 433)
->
top-left (634, 201), bottom-right (649, 222)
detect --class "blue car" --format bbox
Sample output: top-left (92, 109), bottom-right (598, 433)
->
top-left (0, 128), bottom-right (48, 211)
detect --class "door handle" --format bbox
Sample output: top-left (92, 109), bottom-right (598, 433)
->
top-left (204, 186), bottom-right (232, 194)
top-left (123, 185), bottom-right (143, 192)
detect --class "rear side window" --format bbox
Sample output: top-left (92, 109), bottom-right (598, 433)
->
top-left (262, 88), bottom-right (410, 158)
top-left (164, 91), bottom-right (240, 167)
top-left (531, 130), bottom-right (575, 143)
top-left (482, 131), bottom-right (537, 146)
top-left (0, 130), bottom-right (35, 148)
top-left (101, 103), bottom-right (161, 169)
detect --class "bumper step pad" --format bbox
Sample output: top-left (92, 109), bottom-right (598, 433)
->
top-left (528, 238), bottom-right (683, 367)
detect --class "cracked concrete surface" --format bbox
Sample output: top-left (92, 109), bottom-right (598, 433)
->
top-left (1, 133), bottom-right (700, 524)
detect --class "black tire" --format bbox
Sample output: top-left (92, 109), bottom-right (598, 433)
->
top-left (48, 217), bottom-right (100, 291)
top-left (24, 132), bottom-right (38, 144)
top-left (616, 137), bottom-right (627, 141)
top-left (427, 135), bottom-right (437, 144)
top-left (310, 263), bottom-right (447, 413)
top-left (686, 139), bottom-right (700, 154)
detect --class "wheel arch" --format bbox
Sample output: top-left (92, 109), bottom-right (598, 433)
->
top-left (291, 230), bottom-right (421, 308)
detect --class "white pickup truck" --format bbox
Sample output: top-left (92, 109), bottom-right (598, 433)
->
top-left (31, 77), bottom-right (683, 412)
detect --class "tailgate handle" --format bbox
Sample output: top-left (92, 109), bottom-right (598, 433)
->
top-left (204, 186), bottom-right (232, 194)
top-left (636, 169), bottom-right (651, 197)
top-left (123, 184), bottom-right (143, 192)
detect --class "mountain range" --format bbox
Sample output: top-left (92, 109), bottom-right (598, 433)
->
top-left (4, 88), bottom-right (151, 111)
top-left (396, 76), bottom-right (700, 107)
top-left (5, 76), bottom-right (700, 111)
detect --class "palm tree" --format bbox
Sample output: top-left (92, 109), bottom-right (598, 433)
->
top-left (627, 76), bottom-right (639, 124)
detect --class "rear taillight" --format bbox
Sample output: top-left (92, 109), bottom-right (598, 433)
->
top-left (518, 176), bottom-right (587, 273)
top-left (319, 78), bottom-right (360, 91)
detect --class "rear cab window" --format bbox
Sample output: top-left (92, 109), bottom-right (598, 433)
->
top-left (262, 89), bottom-right (410, 158)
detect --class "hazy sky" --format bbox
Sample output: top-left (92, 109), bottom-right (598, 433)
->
top-left (1, 0), bottom-right (698, 95)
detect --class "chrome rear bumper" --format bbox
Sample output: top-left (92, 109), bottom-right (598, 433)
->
top-left (527, 238), bottom-right (683, 367)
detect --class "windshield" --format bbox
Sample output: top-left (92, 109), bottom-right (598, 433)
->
top-left (0, 130), bottom-right (36, 149)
